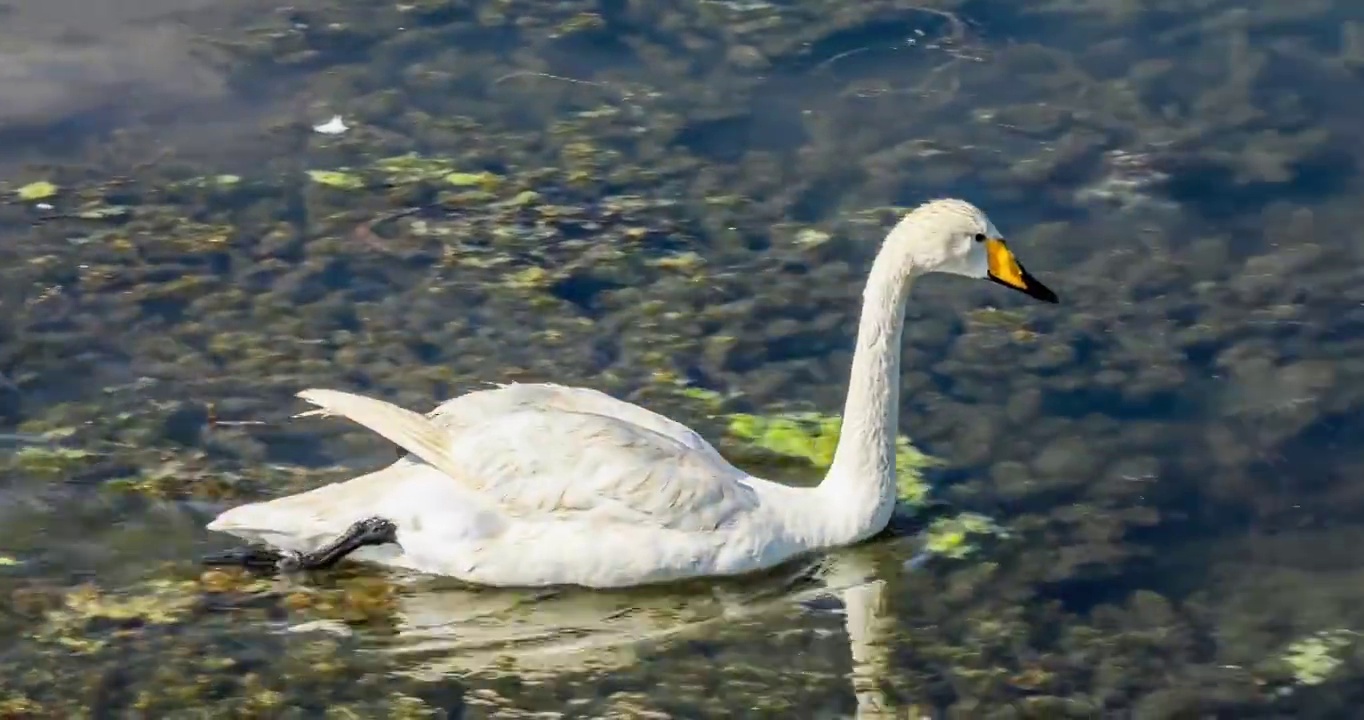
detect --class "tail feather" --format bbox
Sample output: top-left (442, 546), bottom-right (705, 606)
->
top-left (207, 503), bottom-right (333, 552)
top-left (206, 460), bottom-right (443, 551)
top-left (295, 389), bottom-right (467, 484)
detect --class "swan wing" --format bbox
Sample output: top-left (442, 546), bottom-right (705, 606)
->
top-left (425, 382), bottom-right (727, 461)
top-left (295, 387), bottom-right (756, 532)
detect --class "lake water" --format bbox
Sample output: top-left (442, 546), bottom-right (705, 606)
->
top-left (2, 0), bottom-right (1364, 716)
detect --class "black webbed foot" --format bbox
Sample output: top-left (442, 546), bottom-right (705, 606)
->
top-left (202, 517), bottom-right (399, 573)
top-left (201, 545), bottom-right (289, 570)
top-left (291, 517), bottom-right (399, 571)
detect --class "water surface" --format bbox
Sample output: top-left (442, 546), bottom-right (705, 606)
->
top-left (2, 0), bottom-right (1364, 716)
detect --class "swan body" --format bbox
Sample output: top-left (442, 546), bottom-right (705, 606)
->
top-left (207, 198), bottom-right (1057, 588)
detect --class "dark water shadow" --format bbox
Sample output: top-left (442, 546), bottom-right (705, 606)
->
top-left (1159, 152), bottom-right (1357, 220)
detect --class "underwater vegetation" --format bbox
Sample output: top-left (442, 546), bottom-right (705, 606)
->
top-left (1, 0), bottom-right (1364, 715)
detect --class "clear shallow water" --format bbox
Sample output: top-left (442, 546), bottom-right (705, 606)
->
top-left (2, 0), bottom-right (1364, 716)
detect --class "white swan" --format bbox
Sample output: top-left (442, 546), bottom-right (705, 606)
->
top-left (205, 198), bottom-right (1057, 588)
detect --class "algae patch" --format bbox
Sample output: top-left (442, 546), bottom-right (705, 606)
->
top-left (1279, 629), bottom-right (1357, 687)
top-left (668, 385), bottom-right (939, 506)
top-left (724, 409), bottom-right (939, 506)
top-left (15, 181), bottom-right (58, 201)
top-left (306, 170), bottom-right (366, 190)
top-left (922, 512), bottom-right (1009, 560)
top-left (35, 580), bottom-right (200, 654)
top-left (9, 445), bottom-right (96, 478)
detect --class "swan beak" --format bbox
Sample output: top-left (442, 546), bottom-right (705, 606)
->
top-left (985, 238), bottom-right (1058, 304)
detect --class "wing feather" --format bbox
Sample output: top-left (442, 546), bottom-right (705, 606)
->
top-left (295, 386), bottom-right (756, 532)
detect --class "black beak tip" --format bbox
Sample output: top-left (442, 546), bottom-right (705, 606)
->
top-left (989, 272), bottom-right (1059, 304)
top-left (1018, 263), bottom-right (1058, 304)
top-left (1034, 283), bottom-right (1059, 304)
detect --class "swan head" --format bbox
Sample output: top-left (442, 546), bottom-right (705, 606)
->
top-left (888, 198), bottom-right (1058, 303)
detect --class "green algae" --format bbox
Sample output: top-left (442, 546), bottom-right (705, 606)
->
top-left (16, 180), bottom-right (58, 201)
top-left (921, 512), bottom-right (1009, 560)
top-left (0, 0), bottom-right (1359, 715)
top-left (10, 446), bottom-right (97, 478)
top-left (307, 170), bottom-right (366, 190)
top-left (374, 153), bottom-right (457, 184)
top-left (1279, 629), bottom-right (1357, 687)
top-left (663, 383), bottom-right (939, 506)
top-left (723, 409), bottom-right (940, 506)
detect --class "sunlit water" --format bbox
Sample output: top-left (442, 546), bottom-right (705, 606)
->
top-left (3, 0), bottom-right (1364, 716)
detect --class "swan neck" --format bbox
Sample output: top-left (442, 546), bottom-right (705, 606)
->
top-left (820, 248), bottom-right (916, 542)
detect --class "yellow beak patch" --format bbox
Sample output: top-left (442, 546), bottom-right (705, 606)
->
top-left (984, 238), bottom-right (1058, 304)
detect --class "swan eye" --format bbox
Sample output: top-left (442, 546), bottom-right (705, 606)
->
top-left (973, 233), bottom-right (987, 243)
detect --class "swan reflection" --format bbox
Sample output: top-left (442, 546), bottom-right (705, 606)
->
top-left (288, 545), bottom-right (917, 717)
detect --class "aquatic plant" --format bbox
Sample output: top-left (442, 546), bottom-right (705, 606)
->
top-left (15, 180), bottom-right (58, 201)
top-left (921, 512), bottom-right (1009, 560)
top-left (1278, 629), bottom-right (1357, 687)
top-left (723, 409), bottom-right (940, 506)
top-left (306, 169), bottom-right (366, 190)
top-left (9, 445), bottom-right (96, 478)
top-left (0, 0), bottom-right (1360, 713)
